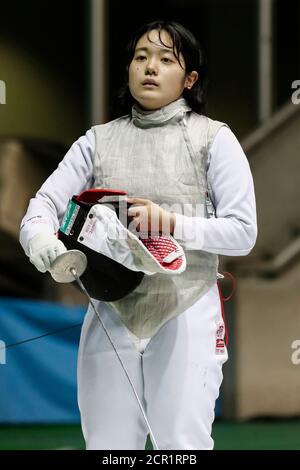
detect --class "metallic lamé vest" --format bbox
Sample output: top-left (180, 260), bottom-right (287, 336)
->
top-left (92, 98), bottom-right (227, 338)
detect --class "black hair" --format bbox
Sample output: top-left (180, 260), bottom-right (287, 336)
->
top-left (112, 20), bottom-right (207, 117)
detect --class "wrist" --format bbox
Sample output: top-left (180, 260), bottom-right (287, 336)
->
top-left (159, 209), bottom-right (175, 235)
top-left (170, 212), bottom-right (175, 235)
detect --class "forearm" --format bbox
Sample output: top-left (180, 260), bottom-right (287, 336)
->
top-left (173, 212), bottom-right (257, 255)
top-left (20, 130), bottom-right (95, 255)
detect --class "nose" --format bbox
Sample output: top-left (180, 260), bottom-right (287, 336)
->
top-left (145, 57), bottom-right (158, 75)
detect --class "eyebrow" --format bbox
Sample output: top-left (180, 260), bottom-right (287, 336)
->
top-left (135, 46), bottom-right (175, 55)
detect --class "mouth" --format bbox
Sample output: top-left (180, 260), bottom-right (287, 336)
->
top-left (142, 80), bottom-right (159, 87)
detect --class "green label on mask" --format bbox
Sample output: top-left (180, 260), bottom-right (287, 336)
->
top-left (60, 199), bottom-right (80, 235)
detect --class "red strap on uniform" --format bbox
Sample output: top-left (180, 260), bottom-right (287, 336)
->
top-left (217, 272), bottom-right (237, 347)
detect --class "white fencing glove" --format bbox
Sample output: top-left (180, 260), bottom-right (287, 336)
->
top-left (28, 233), bottom-right (67, 273)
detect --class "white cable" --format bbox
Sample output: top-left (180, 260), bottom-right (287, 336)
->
top-left (70, 268), bottom-right (159, 450)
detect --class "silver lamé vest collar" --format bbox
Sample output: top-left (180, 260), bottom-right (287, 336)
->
top-left (131, 98), bottom-right (191, 128)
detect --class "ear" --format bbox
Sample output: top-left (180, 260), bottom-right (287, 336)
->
top-left (184, 71), bottom-right (198, 90)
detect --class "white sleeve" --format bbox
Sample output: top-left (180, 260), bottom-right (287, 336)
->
top-left (173, 126), bottom-right (257, 256)
top-left (20, 129), bottom-right (95, 255)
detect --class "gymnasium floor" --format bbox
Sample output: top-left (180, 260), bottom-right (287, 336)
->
top-left (0, 419), bottom-right (299, 450)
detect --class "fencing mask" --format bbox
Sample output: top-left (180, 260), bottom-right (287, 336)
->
top-left (58, 188), bottom-right (186, 301)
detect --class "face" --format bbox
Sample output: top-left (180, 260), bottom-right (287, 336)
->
top-left (128, 29), bottom-right (197, 110)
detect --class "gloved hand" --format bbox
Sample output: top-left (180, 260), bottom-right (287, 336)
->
top-left (28, 233), bottom-right (67, 273)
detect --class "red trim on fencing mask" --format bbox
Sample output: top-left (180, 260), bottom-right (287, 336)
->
top-left (76, 188), bottom-right (127, 204)
top-left (142, 235), bottom-right (184, 271)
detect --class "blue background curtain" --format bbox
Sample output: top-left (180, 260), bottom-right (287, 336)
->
top-left (0, 298), bottom-right (85, 423)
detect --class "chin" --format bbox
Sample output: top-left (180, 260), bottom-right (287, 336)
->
top-left (137, 98), bottom-right (166, 110)
top-left (143, 104), bottom-right (163, 110)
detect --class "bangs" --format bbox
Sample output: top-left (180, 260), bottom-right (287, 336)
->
top-left (145, 27), bottom-right (185, 69)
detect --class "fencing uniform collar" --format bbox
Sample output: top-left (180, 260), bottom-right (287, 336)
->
top-left (131, 97), bottom-right (191, 128)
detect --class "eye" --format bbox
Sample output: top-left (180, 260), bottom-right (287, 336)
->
top-left (161, 57), bottom-right (172, 63)
top-left (135, 55), bottom-right (147, 61)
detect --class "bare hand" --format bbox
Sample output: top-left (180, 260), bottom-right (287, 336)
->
top-left (127, 197), bottom-right (175, 236)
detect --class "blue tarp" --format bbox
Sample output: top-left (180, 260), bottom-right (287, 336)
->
top-left (0, 298), bottom-right (86, 424)
top-left (0, 298), bottom-right (222, 424)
